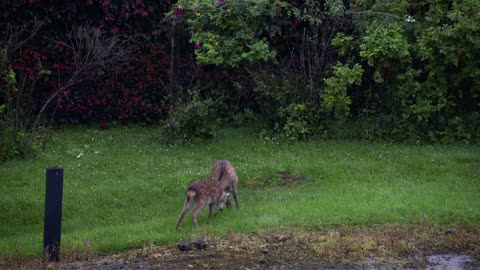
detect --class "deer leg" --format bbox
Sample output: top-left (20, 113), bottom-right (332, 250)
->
top-left (192, 202), bottom-right (206, 228)
top-left (176, 197), bottom-right (193, 230)
top-left (229, 183), bottom-right (239, 209)
top-left (225, 196), bottom-right (231, 208)
top-left (232, 190), bottom-right (239, 209)
top-left (209, 203), bottom-right (214, 217)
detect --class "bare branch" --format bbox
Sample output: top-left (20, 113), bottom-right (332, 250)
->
top-left (32, 24), bottom-right (131, 131)
top-left (1, 17), bottom-right (47, 56)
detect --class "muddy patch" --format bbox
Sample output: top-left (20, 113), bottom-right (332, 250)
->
top-left (279, 171), bottom-right (305, 185)
top-left (426, 254), bottom-right (479, 270)
top-left (3, 225), bottom-right (480, 269)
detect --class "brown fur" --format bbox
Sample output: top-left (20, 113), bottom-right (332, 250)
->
top-left (210, 160), bottom-right (239, 209)
top-left (176, 179), bottom-right (229, 229)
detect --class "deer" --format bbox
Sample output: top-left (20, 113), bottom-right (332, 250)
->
top-left (210, 160), bottom-right (239, 209)
top-left (176, 178), bottom-right (230, 230)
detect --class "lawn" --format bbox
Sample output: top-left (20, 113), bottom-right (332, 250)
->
top-left (0, 126), bottom-right (479, 258)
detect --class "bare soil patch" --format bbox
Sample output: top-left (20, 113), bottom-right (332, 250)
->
top-left (278, 171), bottom-right (305, 185)
top-left (3, 224), bottom-right (479, 269)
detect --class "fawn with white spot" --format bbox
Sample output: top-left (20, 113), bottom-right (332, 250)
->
top-left (176, 178), bottom-right (230, 229)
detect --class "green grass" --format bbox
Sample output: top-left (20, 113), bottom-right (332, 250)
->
top-left (1, 126), bottom-right (479, 258)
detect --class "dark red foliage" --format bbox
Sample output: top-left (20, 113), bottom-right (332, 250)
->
top-left (1, 0), bottom-right (185, 126)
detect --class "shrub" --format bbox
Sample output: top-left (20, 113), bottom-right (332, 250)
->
top-left (231, 108), bottom-right (258, 128)
top-left (0, 43), bottom-right (42, 161)
top-left (252, 70), bottom-right (325, 141)
top-left (276, 103), bottom-right (314, 141)
top-left (322, 63), bottom-right (364, 118)
top-left (327, 0), bottom-right (480, 143)
top-left (163, 92), bottom-right (219, 144)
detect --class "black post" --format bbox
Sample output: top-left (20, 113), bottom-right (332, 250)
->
top-left (43, 167), bottom-right (64, 262)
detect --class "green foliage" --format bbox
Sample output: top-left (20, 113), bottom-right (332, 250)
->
top-left (287, 0), bottom-right (324, 24)
top-left (360, 23), bottom-right (410, 66)
top-left (399, 0), bottom-right (479, 142)
top-left (331, 33), bottom-right (355, 57)
top-left (443, 113), bottom-right (480, 144)
top-left (252, 71), bottom-right (305, 123)
top-left (166, 0), bottom-right (478, 143)
top-left (414, 0), bottom-right (480, 135)
top-left (163, 92), bottom-right (219, 143)
top-left (325, 0), bottom-right (346, 17)
top-left (230, 108), bottom-right (258, 127)
top-left (2, 69), bottom-right (16, 95)
top-left (395, 67), bottom-right (448, 122)
top-left (252, 71), bottom-right (322, 141)
top-left (276, 103), bottom-right (315, 141)
top-left (172, 0), bottom-right (280, 66)
top-left (417, 0), bottom-right (480, 67)
top-left (323, 63), bottom-right (363, 118)
top-left (359, 22), bottom-right (410, 82)
top-left (1, 0), bottom-right (477, 147)
top-left (326, 0), bottom-right (480, 143)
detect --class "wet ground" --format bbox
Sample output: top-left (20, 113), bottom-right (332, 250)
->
top-left (425, 255), bottom-right (478, 270)
top-left (68, 251), bottom-right (479, 270)
top-left (65, 225), bottom-right (479, 270)
top-left (3, 225), bottom-right (479, 269)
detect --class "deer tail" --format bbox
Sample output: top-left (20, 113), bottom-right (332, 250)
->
top-left (216, 160), bottom-right (226, 181)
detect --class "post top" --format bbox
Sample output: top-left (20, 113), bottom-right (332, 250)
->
top-left (46, 166), bottom-right (64, 171)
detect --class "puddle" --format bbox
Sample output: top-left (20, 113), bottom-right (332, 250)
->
top-left (426, 254), bottom-right (478, 270)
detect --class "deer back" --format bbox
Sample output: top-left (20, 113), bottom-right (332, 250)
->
top-left (188, 179), bottom-right (222, 204)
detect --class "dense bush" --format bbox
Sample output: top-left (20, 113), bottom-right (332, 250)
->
top-left (163, 91), bottom-right (219, 143)
top-left (1, 1), bottom-right (194, 126)
top-left (1, 0), bottom-right (479, 162)
top-left (326, 0), bottom-right (480, 142)
top-left (241, 0), bottom-right (479, 142)
top-left (0, 0), bottom-right (197, 160)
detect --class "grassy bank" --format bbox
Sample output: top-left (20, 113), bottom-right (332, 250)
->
top-left (1, 126), bottom-right (479, 258)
